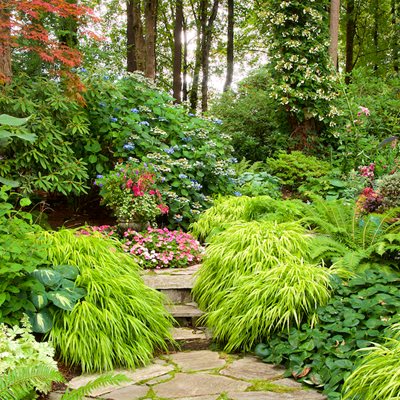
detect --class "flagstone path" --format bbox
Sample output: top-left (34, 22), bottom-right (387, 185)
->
top-left (51, 350), bottom-right (326, 400)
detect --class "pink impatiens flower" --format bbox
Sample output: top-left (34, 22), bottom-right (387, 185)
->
top-left (358, 106), bottom-right (370, 117)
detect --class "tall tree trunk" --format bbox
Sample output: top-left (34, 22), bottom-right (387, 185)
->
top-left (0, 2), bottom-right (12, 83)
top-left (173, 0), bottom-right (183, 103)
top-left (144, 0), bottom-right (157, 79)
top-left (182, 14), bottom-right (189, 102)
top-left (329, 0), bottom-right (340, 70)
top-left (223, 0), bottom-right (234, 91)
top-left (127, 0), bottom-right (137, 72)
top-left (189, 0), bottom-right (204, 112)
top-left (345, 0), bottom-right (355, 84)
top-left (201, 0), bottom-right (219, 113)
top-left (392, 0), bottom-right (399, 72)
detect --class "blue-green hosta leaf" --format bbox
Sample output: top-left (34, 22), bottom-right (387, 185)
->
top-left (47, 290), bottom-right (79, 311)
top-left (32, 269), bottom-right (62, 287)
top-left (31, 292), bottom-right (48, 310)
top-left (54, 264), bottom-right (79, 280)
top-left (28, 309), bottom-right (53, 333)
top-left (0, 176), bottom-right (20, 187)
top-left (0, 114), bottom-right (29, 126)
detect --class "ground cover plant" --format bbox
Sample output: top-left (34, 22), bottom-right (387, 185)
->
top-left (256, 270), bottom-right (400, 399)
top-left (39, 229), bottom-right (174, 372)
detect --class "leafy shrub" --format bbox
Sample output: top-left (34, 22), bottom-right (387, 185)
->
top-left (0, 188), bottom-right (47, 325)
top-left (256, 270), bottom-right (400, 400)
top-left (342, 324), bottom-right (400, 400)
top-left (121, 226), bottom-right (203, 269)
top-left (210, 66), bottom-right (290, 162)
top-left (0, 316), bottom-right (58, 394)
top-left (266, 151), bottom-right (332, 192)
top-left (190, 195), bottom-right (305, 242)
top-left (205, 259), bottom-right (332, 352)
top-left (95, 161), bottom-right (168, 223)
top-left (0, 76), bottom-right (89, 195)
top-left (235, 171), bottom-right (281, 198)
top-left (39, 230), bottom-right (174, 372)
top-left (192, 220), bottom-right (310, 312)
top-left (378, 171), bottom-right (400, 209)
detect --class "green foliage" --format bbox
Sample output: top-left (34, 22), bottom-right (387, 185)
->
top-left (192, 219), bottom-right (310, 312)
top-left (190, 195), bottom-right (305, 242)
top-left (39, 230), bottom-right (174, 372)
top-left (235, 171), bottom-right (281, 198)
top-left (210, 67), bottom-right (290, 161)
top-left (342, 324), bottom-right (400, 400)
top-left (256, 270), bottom-right (400, 400)
top-left (205, 259), bottom-right (332, 352)
top-left (0, 316), bottom-right (59, 395)
top-left (29, 265), bottom-right (86, 333)
top-left (378, 171), bottom-right (400, 209)
top-left (266, 152), bottom-right (332, 192)
top-left (0, 77), bottom-right (89, 195)
top-left (0, 187), bottom-right (47, 325)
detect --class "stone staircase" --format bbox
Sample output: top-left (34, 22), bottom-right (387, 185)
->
top-left (141, 264), bottom-right (212, 350)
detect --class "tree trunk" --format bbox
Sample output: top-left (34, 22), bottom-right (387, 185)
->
top-left (345, 0), bottom-right (355, 84)
top-left (201, 0), bottom-right (219, 113)
top-left (127, 0), bottom-right (137, 72)
top-left (0, 2), bottom-right (12, 83)
top-left (173, 0), bottom-right (183, 103)
top-left (144, 0), bottom-right (157, 79)
top-left (329, 0), bottom-right (340, 70)
top-left (182, 14), bottom-right (189, 102)
top-left (392, 0), bottom-right (399, 72)
top-left (189, 0), bottom-right (204, 112)
top-left (223, 0), bottom-right (234, 91)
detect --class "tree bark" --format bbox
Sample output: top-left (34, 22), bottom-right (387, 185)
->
top-left (329, 0), bottom-right (340, 70)
top-left (173, 0), bottom-right (183, 103)
top-left (127, 0), bottom-right (137, 72)
top-left (0, 2), bottom-right (12, 83)
top-left (182, 14), bottom-right (189, 102)
top-left (201, 0), bottom-right (219, 112)
top-left (144, 0), bottom-right (157, 79)
top-left (223, 0), bottom-right (234, 91)
top-left (345, 0), bottom-right (355, 84)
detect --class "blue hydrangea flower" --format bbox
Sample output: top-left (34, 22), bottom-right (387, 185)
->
top-left (99, 102), bottom-right (106, 108)
top-left (130, 108), bottom-right (139, 113)
top-left (234, 191), bottom-right (242, 197)
top-left (158, 117), bottom-right (168, 122)
top-left (123, 143), bottom-right (135, 151)
top-left (213, 118), bottom-right (223, 125)
top-left (164, 147), bottom-right (175, 154)
top-left (229, 157), bottom-right (238, 163)
top-left (110, 117), bottom-right (118, 123)
top-left (179, 174), bottom-right (188, 179)
top-left (103, 75), bottom-right (110, 80)
top-left (182, 136), bottom-right (192, 142)
top-left (139, 121), bottom-right (150, 126)
top-left (114, 107), bottom-right (120, 112)
top-left (188, 113), bottom-right (195, 117)
top-left (79, 67), bottom-right (87, 73)
top-left (96, 174), bottom-right (103, 179)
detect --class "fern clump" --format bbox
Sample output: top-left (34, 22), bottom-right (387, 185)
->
top-left (39, 230), bottom-right (174, 372)
top-left (342, 324), bottom-right (400, 400)
top-left (206, 259), bottom-right (332, 352)
top-left (192, 220), bottom-right (310, 311)
top-left (378, 171), bottom-right (400, 210)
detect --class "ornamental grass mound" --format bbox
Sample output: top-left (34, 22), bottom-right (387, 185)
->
top-left (342, 324), bottom-right (400, 400)
top-left (192, 220), bottom-right (310, 312)
top-left (39, 230), bottom-right (174, 372)
top-left (205, 259), bottom-right (332, 352)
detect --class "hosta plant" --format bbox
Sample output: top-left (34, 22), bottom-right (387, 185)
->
top-left (205, 259), bottom-right (332, 352)
top-left (342, 324), bottom-right (400, 400)
top-left (192, 220), bottom-right (310, 312)
top-left (39, 230), bottom-right (174, 372)
top-left (122, 226), bottom-right (203, 269)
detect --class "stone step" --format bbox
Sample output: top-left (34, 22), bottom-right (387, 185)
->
top-left (170, 327), bottom-right (212, 351)
top-left (142, 272), bottom-right (196, 290)
top-left (167, 303), bottom-right (204, 327)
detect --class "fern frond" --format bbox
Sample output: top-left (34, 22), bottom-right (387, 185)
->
top-left (0, 365), bottom-right (63, 400)
top-left (62, 373), bottom-right (130, 400)
top-left (309, 235), bottom-right (349, 262)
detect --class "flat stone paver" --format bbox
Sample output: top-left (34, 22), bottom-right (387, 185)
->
top-left (169, 350), bottom-right (226, 371)
top-left (220, 356), bottom-right (285, 381)
top-left (273, 378), bottom-right (304, 389)
top-left (103, 384), bottom-right (149, 400)
top-left (154, 372), bottom-right (251, 398)
top-left (227, 391), bottom-right (325, 400)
